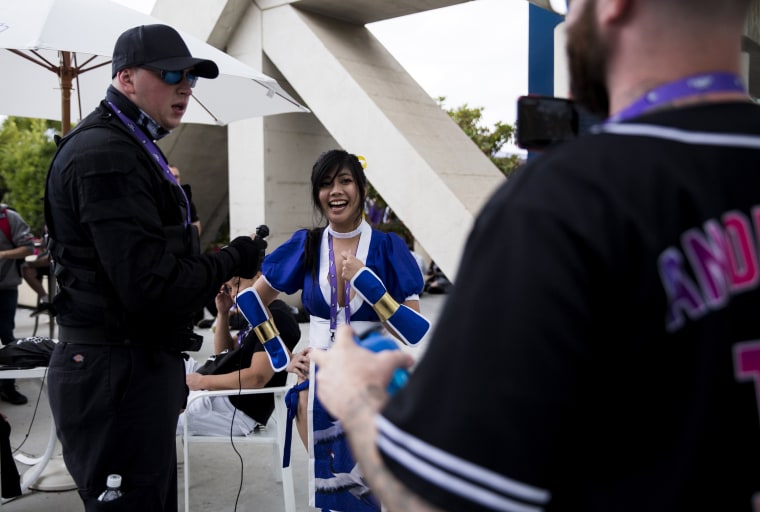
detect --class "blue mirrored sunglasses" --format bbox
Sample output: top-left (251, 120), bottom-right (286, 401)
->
top-left (149, 69), bottom-right (198, 88)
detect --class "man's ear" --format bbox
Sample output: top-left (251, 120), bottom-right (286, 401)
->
top-left (115, 68), bottom-right (136, 93)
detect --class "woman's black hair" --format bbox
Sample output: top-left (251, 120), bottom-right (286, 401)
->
top-left (304, 149), bottom-right (367, 277)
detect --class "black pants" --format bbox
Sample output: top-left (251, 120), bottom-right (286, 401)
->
top-left (0, 288), bottom-right (19, 392)
top-left (48, 342), bottom-right (186, 511)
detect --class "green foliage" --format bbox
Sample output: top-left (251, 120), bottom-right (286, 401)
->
top-left (437, 97), bottom-right (522, 179)
top-left (0, 117), bottom-right (60, 236)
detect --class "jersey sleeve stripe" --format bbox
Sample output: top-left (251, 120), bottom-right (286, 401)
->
top-left (593, 123), bottom-right (760, 148)
top-left (376, 414), bottom-right (550, 511)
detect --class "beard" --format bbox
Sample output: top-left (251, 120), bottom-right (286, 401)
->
top-left (565, 0), bottom-right (610, 119)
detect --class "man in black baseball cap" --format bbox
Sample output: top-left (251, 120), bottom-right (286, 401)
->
top-left (43, 22), bottom-right (266, 511)
top-left (111, 24), bottom-right (218, 80)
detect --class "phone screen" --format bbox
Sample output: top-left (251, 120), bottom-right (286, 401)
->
top-left (516, 95), bottom-right (579, 150)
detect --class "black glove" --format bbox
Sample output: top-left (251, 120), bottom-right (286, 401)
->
top-left (223, 235), bottom-right (267, 278)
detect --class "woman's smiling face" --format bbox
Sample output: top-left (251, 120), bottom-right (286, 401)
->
top-left (319, 166), bottom-right (362, 232)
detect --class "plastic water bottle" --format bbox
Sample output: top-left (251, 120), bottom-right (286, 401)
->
top-left (97, 474), bottom-right (124, 502)
top-left (356, 331), bottom-right (409, 395)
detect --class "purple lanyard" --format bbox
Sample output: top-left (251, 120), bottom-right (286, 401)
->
top-left (328, 233), bottom-right (352, 339)
top-left (106, 101), bottom-right (191, 227)
top-left (237, 324), bottom-right (252, 347)
top-left (608, 72), bottom-right (746, 123)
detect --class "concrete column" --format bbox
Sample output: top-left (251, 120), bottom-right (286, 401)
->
top-left (153, 0), bottom-right (508, 283)
top-left (261, 5), bottom-right (504, 280)
top-left (225, 7), bottom-right (267, 238)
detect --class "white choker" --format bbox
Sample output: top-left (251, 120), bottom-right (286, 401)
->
top-left (328, 223), bottom-right (363, 239)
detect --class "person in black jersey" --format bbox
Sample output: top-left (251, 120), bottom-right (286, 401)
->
top-left (311, 1), bottom-right (760, 511)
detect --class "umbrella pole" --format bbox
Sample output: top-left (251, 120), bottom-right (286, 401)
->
top-left (60, 51), bottom-right (72, 135)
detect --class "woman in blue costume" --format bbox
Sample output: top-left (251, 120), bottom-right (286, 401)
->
top-left (252, 149), bottom-right (427, 511)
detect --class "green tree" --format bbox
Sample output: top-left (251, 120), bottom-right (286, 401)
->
top-left (0, 117), bottom-right (60, 235)
top-left (438, 97), bottom-right (522, 179)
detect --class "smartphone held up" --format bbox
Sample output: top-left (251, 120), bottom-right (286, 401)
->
top-left (516, 95), bottom-right (600, 151)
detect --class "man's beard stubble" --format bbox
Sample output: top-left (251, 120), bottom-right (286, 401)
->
top-left (565, 0), bottom-right (610, 119)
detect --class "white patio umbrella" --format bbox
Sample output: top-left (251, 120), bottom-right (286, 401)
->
top-left (0, 0), bottom-right (308, 134)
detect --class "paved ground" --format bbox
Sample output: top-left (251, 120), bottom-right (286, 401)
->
top-left (0, 292), bottom-right (447, 511)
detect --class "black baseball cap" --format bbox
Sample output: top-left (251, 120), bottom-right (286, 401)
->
top-left (111, 24), bottom-right (219, 79)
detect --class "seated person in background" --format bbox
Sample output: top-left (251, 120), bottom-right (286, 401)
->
top-left (423, 260), bottom-right (452, 295)
top-left (177, 272), bottom-right (301, 436)
top-left (24, 250), bottom-right (53, 317)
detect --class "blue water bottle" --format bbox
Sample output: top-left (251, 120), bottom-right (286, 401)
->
top-left (356, 331), bottom-right (409, 395)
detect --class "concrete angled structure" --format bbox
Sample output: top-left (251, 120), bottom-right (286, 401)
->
top-left (153, 0), bottom-right (505, 289)
top-left (152, 0), bottom-right (760, 305)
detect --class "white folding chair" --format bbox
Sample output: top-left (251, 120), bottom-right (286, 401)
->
top-left (179, 374), bottom-right (296, 512)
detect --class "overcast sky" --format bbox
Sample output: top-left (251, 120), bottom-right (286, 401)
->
top-left (368, 0), bottom-right (529, 129)
top-left (115, 0), bottom-right (530, 130)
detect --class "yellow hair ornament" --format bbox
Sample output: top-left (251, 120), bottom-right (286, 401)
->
top-left (356, 155), bottom-right (368, 170)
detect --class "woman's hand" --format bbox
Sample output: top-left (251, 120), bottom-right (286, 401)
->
top-left (287, 348), bottom-right (312, 381)
top-left (340, 251), bottom-right (365, 281)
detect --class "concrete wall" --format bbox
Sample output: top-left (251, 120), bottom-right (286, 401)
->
top-left (260, 5), bottom-right (503, 279)
top-left (152, 0), bottom-right (503, 287)
top-left (151, 0), bottom-right (760, 304)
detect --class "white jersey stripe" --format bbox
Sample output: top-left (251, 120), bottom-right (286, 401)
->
top-left (376, 415), bottom-right (550, 510)
top-left (593, 123), bottom-right (760, 148)
top-left (376, 433), bottom-right (544, 512)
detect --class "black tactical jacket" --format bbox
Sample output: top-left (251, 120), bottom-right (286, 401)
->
top-left (44, 87), bottom-right (236, 350)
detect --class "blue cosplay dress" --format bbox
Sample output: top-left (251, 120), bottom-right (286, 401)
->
top-left (261, 220), bottom-right (423, 511)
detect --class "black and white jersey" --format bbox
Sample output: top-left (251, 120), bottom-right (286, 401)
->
top-left (379, 102), bottom-right (760, 511)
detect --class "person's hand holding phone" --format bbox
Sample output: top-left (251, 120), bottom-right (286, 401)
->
top-left (215, 281), bottom-right (235, 314)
